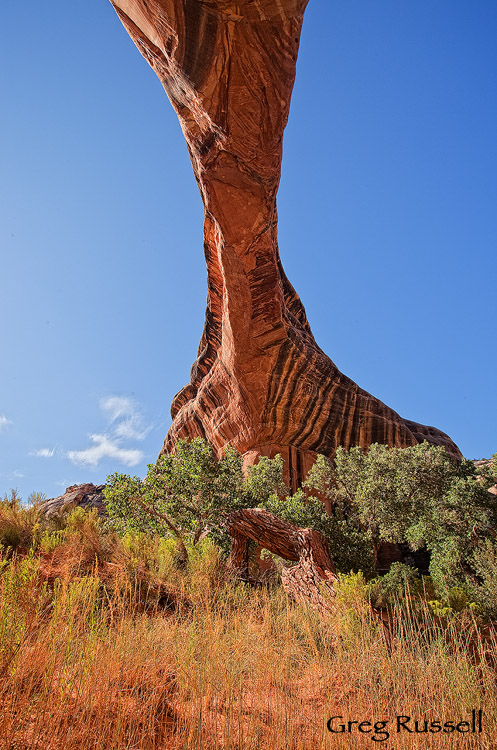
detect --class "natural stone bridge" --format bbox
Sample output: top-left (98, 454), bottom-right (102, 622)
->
top-left (109, 0), bottom-right (460, 488)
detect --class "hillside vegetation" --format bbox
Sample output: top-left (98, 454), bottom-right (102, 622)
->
top-left (0, 442), bottom-right (496, 749)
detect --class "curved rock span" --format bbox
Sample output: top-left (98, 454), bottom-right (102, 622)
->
top-left (110, 0), bottom-right (460, 487)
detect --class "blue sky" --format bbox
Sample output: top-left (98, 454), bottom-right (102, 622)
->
top-left (1, 0), bottom-right (496, 499)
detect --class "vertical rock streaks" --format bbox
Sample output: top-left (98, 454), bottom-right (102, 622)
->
top-left (110, 0), bottom-right (460, 488)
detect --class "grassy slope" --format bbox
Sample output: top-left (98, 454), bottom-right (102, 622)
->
top-left (0, 505), bottom-right (496, 749)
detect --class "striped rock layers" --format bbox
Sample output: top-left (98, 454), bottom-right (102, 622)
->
top-left (110, 0), bottom-right (460, 489)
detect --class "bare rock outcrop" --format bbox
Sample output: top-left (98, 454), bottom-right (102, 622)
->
top-left (41, 483), bottom-right (106, 517)
top-left (109, 0), bottom-right (460, 487)
top-left (474, 459), bottom-right (497, 496)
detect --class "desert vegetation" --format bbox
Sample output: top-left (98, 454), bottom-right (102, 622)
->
top-left (0, 443), bottom-right (496, 749)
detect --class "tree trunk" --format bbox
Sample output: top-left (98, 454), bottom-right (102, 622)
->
top-left (225, 508), bottom-right (337, 611)
top-left (136, 498), bottom-right (189, 567)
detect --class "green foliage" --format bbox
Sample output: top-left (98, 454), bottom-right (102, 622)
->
top-left (39, 529), bottom-right (66, 554)
top-left (147, 441), bottom-right (245, 538)
top-left (245, 455), bottom-right (373, 575)
top-left (66, 505), bottom-right (100, 534)
top-left (104, 473), bottom-right (153, 536)
top-left (410, 474), bottom-right (496, 596)
top-left (427, 586), bottom-right (477, 619)
top-left (245, 455), bottom-right (287, 502)
top-left (103, 436), bottom-right (497, 617)
top-left (305, 443), bottom-right (458, 549)
top-left (105, 439), bottom-right (250, 557)
top-left (470, 539), bottom-right (497, 619)
top-left (0, 490), bottom-right (45, 551)
top-left (332, 571), bottom-right (372, 642)
top-left (368, 562), bottom-right (424, 609)
top-left (474, 453), bottom-right (497, 491)
top-left (334, 570), bottom-right (369, 605)
top-left (368, 566), bottom-right (476, 620)
top-left (304, 442), bottom-right (497, 611)
top-left (303, 443), bottom-right (460, 573)
top-left (408, 472), bottom-right (493, 547)
top-left (104, 441), bottom-right (292, 555)
top-left (121, 531), bottom-right (178, 577)
top-left (446, 586), bottom-right (474, 613)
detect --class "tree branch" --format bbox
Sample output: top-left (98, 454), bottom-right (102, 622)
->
top-left (135, 497), bottom-right (189, 564)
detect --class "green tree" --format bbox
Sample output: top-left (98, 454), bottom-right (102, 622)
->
top-left (244, 454), bottom-right (287, 502)
top-left (104, 437), bottom-right (497, 607)
top-left (104, 438), bottom-right (246, 562)
top-left (305, 442), bottom-right (497, 600)
top-left (243, 453), bottom-right (373, 574)
top-left (474, 453), bottom-right (497, 489)
top-left (408, 473), bottom-right (497, 595)
top-left (470, 539), bottom-right (497, 618)
top-left (104, 440), bottom-right (289, 562)
top-left (304, 442), bottom-right (458, 566)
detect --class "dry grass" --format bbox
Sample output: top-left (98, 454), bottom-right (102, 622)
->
top-left (0, 513), bottom-right (495, 749)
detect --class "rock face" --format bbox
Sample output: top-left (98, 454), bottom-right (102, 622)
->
top-left (41, 484), bottom-right (106, 517)
top-left (110, 0), bottom-right (460, 488)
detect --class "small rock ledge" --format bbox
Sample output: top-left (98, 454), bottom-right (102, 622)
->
top-left (41, 483), bottom-right (106, 517)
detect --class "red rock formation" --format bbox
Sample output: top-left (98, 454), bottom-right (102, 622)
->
top-left (41, 483), bottom-right (106, 516)
top-left (110, 0), bottom-right (460, 488)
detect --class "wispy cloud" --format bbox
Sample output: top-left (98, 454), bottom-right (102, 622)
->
top-left (30, 448), bottom-right (55, 458)
top-left (0, 470), bottom-right (24, 482)
top-left (100, 396), bottom-right (152, 441)
top-left (114, 416), bottom-right (151, 442)
top-left (67, 434), bottom-right (144, 468)
top-left (0, 414), bottom-right (12, 431)
top-left (100, 396), bottom-right (135, 423)
top-left (66, 395), bottom-right (152, 469)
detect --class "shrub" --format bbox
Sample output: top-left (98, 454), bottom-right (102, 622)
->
top-left (102, 437), bottom-right (497, 617)
top-left (368, 562), bottom-right (424, 609)
top-left (470, 539), bottom-right (497, 619)
top-left (104, 439), bottom-right (250, 562)
top-left (0, 490), bottom-right (44, 551)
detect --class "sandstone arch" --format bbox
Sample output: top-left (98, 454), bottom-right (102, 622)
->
top-left (109, 0), bottom-right (460, 487)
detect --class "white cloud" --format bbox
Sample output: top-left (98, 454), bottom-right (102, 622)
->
top-left (113, 416), bottom-right (152, 442)
top-left (101, 395), bottom-right (152, 442)
top-left (64, 394), bottom-right (152, 470)
top-left (0, 414), bottom-right (12, 431)
top-left (67, 433), bottom-right (144, 468)
top-left (30, 448), bottom-right (55, 458)
top-left (0, 470), bottom-right (24, 481)
top-left (100, 396), bottom-right (136, 423)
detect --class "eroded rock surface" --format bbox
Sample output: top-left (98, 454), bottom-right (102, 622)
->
top-left (41, 484), bottom-right (106, 517)
top-left (110, 0), bottom-right (460, 487)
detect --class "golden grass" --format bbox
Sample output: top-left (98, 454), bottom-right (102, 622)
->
top-left (0, 532), bottom-right (495, 749)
